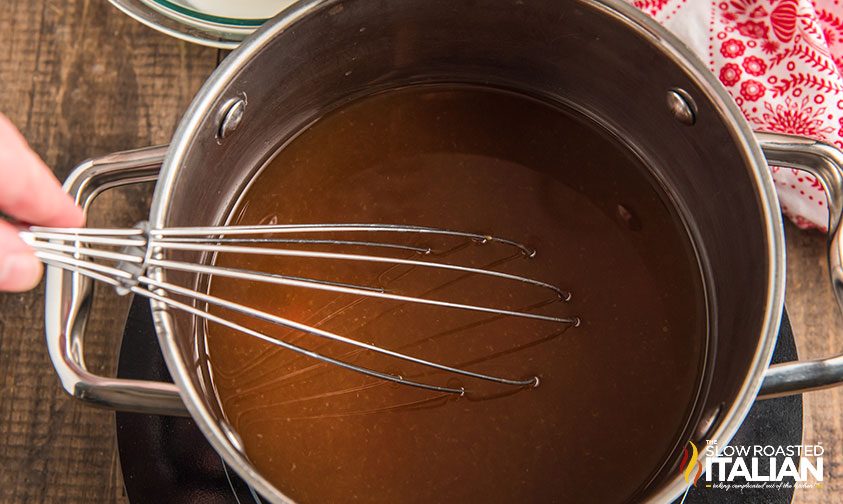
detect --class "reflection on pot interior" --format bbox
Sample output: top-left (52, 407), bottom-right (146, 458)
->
top-left (203, 85), bottom-right (708, 503)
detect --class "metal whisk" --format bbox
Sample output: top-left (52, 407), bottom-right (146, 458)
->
top-left (20, 223), bottom-right (578, 395)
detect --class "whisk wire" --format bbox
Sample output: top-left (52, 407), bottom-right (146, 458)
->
top-left (153, 242), bottom-right (569, 299)
top-left (147, 278), bottom-right (539, 388)
top-left (152, 258), bottom-right (574, 324)
top-left (152, 223), bottom-right (537, 256)
top-left (24, 223), bottom-right (578, 395)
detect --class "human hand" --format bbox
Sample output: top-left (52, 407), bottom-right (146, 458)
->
top-left (0, 114), bottom-right (84, 292)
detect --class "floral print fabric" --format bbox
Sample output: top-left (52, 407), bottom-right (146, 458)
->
top-left (631, 0), bottom-right (843, 230)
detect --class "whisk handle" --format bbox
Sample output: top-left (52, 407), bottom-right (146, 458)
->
top-left (44, 145), bottom-right (189, 416)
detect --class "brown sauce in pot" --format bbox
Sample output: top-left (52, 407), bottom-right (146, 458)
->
top-left (204, 85), bottom-right (707, 503)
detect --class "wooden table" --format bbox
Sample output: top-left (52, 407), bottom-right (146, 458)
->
top-left (0, 1), bottom-right (839, 502)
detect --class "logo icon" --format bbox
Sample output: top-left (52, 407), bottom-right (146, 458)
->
top-left (680, 441), bottom-right (703, 486)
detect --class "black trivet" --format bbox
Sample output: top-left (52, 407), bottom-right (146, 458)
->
top-left (115, 296), bottom-right (801, 503)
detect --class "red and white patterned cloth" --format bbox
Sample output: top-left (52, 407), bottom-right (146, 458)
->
top-left (630, 0), bottom-right (843, 231)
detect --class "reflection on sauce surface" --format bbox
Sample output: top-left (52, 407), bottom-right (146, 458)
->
top-left (205, 86), bottom-right (707, 503)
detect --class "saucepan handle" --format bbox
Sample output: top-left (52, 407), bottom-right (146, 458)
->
top-left (44, 144), bottom-right (189, 416)
top-left (757, 131), bottom-right (843, 398)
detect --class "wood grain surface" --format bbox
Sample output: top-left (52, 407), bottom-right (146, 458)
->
top-left (0, 1), bottom-right (840, 503)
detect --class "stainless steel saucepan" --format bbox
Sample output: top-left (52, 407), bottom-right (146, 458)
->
top-left (44, 0), bottom-right (843, 501)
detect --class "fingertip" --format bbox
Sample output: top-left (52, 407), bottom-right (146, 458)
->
top-left (48, 200), bottom-right (86, 228)
top-left (68, 205), bottom-right (86, 227)
top-left (0, 252), bottom-right (43, 292)
top-left (0, 113), bottom-right (24, 140)
top-left (28, 180), bottom-right (85, 227)
top-left (0, 114), bottom-right (84, 228)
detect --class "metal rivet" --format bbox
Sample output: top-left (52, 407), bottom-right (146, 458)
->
top-left (218, 98), bottom-right (246, 140)
top-left (666, 88), bottom-right (697, 126)
top-left (695, 403), bottom-right (723, 440)
top-left (220, 422), bottom-right (245, 452)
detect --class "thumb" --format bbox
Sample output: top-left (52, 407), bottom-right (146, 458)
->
top-left (0, 253), bottom-right (42, 292)
top-left (0, 221), bottom-right (43, 292)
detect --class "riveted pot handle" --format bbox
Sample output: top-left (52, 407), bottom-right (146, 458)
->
top-left (757, 132), bottom-right (843, 398)
top-left (44, 145), bottom-right (189, 416)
